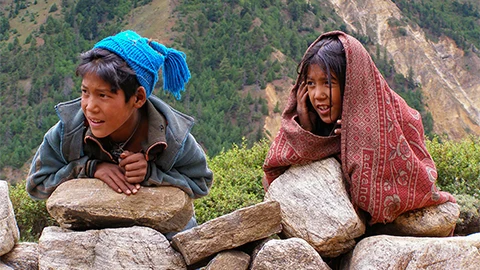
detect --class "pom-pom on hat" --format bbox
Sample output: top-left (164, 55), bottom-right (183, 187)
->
top-left (93, 30), bottom-right (191, 100)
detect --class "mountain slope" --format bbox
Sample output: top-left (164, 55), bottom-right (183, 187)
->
top-left (0, 0), bottom-right (479, 182)
top-left (327, 0), bottom-right (480, 138)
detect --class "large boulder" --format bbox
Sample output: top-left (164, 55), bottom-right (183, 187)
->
top-left (250, 238), bottom-right (331, 270)
top-left (1, 242), bottom-right (38, 270)
top-left (367, 201), bottom-right (460, 237)
top-left (47, 178), bottom-right (193, 233)
top-left (341, 233), bottom-right (480, 269)
top-left (264, 158), bottom-right (365, 257)
top-left (454, 194), bottom-right (480, 236)
top-left (205, 250), bottom-right (250, 270)
top-left (171, 201), bottom-right (282, 266)
top-left (0, 181), bottom-right (19, 256)
top-left (0, 262), bottom-right (12, 270)
top-left (38, 226), bottom-right (186, 270)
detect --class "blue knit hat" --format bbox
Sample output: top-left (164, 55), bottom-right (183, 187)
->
top-left (93, 30), bottom-right (191, 100)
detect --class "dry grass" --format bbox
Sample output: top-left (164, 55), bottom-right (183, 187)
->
top-left (1, 0), bottom-right (175, 45)
top-left (123, 0), bottom-right (177, 45)
top-left (1, 0), bottom-right (62, 44)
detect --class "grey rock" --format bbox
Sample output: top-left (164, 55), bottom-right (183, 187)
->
top-left (38, 226), bottom-right (186, 270)
top-left (265, 158), bottom-right (365, 257)
top-left (341, 233), bottom-right (480, 269)
top-left (367, 201), bottom-right (459, 237)
top-left (250, 238), bottom-right (331, 270)
top-left (1, 242), bottom-right (38, 270)
top-left (171, 201), bottom-right (282, 265)
top-left (205, 250), bottom-right (250, 270)
top-left (0, 181), bottom-right (19, 256)
top-left (47, 178), bottom-right (194, 233)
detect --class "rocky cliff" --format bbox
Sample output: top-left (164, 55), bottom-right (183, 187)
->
top-left (327, 0), bottom-right (480, 139)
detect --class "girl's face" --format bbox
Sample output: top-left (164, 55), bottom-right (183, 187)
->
top-left (81, 73), bottom-right (138, 142)
top-left (306, 64), bottom-right (342, 124)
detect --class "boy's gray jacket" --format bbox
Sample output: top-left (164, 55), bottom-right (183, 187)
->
top-left (26, 95), bottom-right (213, 200)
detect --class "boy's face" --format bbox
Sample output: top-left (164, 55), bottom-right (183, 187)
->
top-left (306, 64), bottom-right (342, 124)
top-left (81, 73), bottom-right (138, 141)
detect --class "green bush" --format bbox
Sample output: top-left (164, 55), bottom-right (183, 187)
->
top-left (8, 139), bottom-right (270, 241)
top-left (10, 136), bottom-right (480, 241)
top-left (8, 181), bottom-right (57, 242)
top-left (427, 135), bottom-right (480, 198)
top-left (194, 139), bottom-right (269, 224)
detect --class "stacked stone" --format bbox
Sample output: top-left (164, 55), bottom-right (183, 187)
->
top-left (1, 158), bottom-right (479, 269)
top-left (0, 181), bottom-right (20, 270)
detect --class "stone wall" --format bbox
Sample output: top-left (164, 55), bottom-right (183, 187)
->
top-left (1, 159), bottom-right (480, 269)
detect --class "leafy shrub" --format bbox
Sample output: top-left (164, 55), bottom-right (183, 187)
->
top-left (427, 135), bottom-right (480, 198)
top-left (10, 136), bottom-right (480, 241)
top-left (452, 194), bottom-right (480, 235)
top-left (194, 139), bottom-right (269, 224)
top-left (8, 181), bottom-right (57, 242)
top-left (49, 3), bottom-right (58, 13)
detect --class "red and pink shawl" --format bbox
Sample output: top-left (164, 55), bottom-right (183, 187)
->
top-left (263, 31), bottom-right (455, 224)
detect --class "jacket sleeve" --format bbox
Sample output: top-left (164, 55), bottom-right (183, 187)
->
top-left (144, 133), bottom-right (213, 199)
top-left (26, 122), bottom-right (89, 200)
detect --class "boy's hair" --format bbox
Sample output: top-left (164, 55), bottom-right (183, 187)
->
top-left (297, 35), bottom-right (346, 96)
top-left (76, 48), bottom-right (140, 103)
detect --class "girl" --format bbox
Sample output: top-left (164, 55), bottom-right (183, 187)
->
top-left (263, 31), bottom-right (455, 225)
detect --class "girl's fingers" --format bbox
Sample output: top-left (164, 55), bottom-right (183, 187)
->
top-left (297, 82), bottom-right (306, 98)
top-left (334, 119), bottom-right (342, 135)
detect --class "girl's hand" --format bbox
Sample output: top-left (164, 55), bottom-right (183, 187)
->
top-left (119, 151), bottom-right (148, 185)
top-left (333, 119), bottom-right (342, 135)
top-left (94, 162), bottom-right (139, 195)
top-left (296, 82), bottom-right (315, 132)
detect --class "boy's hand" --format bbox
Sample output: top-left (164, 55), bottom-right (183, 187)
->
top-left (119, 151), bottom-right (148, 184)
top-left (296, 82), bottom-right (316, 132)
top-left (94, 162), bottom-right (139, 195)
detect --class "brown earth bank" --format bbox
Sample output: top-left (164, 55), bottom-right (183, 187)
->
top-left (327, 0), bottom-right (480, 139)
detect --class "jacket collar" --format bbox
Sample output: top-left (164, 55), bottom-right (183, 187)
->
top-left (55, 96), bottom-right (195, 171)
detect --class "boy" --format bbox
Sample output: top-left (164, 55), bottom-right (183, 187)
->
top-left (27, 30), bottom-right (213, 204)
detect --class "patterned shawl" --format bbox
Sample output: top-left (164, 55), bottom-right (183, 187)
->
top-left (263, 31), bottom-right (455, 224)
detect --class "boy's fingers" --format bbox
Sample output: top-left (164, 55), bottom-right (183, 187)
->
top-left (119, 151), bottom-right (134, 159)
top-left (126, 176), bottom-right (144, 184)
top-left (124, 160), bottom-right (147, 173)
top-left (112, 177), bottom-right (133, 195)
top-left (119, 153), bottom-right (144, 167)
top-left (102, 176), bottom-right (122, 194)
top-left (124, 168), bottom-right (144, 178)
top-left (95, 163), bottom-right (137, 195)
top-left (110, 171), bottom-right (138, 195)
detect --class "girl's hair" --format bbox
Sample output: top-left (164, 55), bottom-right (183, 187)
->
top-left (76, 48), bottom-right (140, 102)
top-left (297, 35), bottom-right (346, 96)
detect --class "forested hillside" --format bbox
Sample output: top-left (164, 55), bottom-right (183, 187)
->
top-left (0, 0), bottom-right (154, 177)
top-left (0, 0), bottom-right (475, 181)
top-left (392, 0), bottom-right (480, 51)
